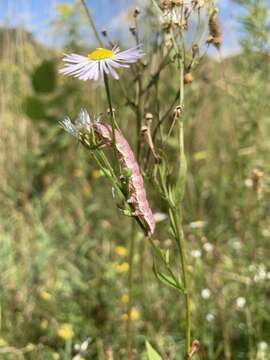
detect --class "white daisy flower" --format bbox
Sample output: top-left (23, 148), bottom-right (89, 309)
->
top-left (59, 45), bottom-right (144, 81)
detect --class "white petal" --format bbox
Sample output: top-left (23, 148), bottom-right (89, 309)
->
top-left (59, 117), bottom-right (78, 137)
top-left (107, 59), bottom-right (130, 69)
top-left (106, 62), bottom-right (119, 80)
top-left (62, 53), bottom-right (88, 63)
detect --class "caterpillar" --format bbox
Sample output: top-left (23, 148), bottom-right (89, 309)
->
top-left (60, 110), bottom-right (156, 236)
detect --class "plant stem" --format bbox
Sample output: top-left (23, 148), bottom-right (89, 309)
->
top-left (103, 72), bottom-right (121, 175)
top-left (169, 10), bottom-right (191, 357)
top-left (178, 11), bottom-right (191, 357)
top-left (173, 210), bottom-right (191, 357)
top-left (79, 0), bottom-right (103, 47)
top-left (127, 221), bottom-right (136, 360)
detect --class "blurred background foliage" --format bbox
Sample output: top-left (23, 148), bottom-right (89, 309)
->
top-left (0, 1), bottom-right (269, 359)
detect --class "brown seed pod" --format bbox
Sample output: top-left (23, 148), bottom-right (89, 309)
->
top-left (252, 168), bottom-right (264, 199)
top-left (208, 11), bottom-right (222, 49)
top-left (184, 73), bottom-right (193, 84)
top-left (173, 0), bottom-right (184, 6)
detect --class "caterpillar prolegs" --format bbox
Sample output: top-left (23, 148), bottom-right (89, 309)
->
top-left (60, 110), bottom-right (156, 236)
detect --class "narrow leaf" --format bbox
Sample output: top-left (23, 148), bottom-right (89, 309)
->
top-left (146, 341), bottom-right (163, 360)
top-left (153, 263), bottom-right (184, 292)
top-left (174, 154), bottom-right (187, 204)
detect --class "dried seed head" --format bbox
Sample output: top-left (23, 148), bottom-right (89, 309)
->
top-left (192, 0), bottom-right (205, 9)
top-left (173, 0), bottom-right (184, 6)
top-left (174, 105), bottom-right (184, 118)
top-left (160, 0), bottom-right (172, 10)
top-left (134, 7), bottom-right (140, 17)
top-left (179, 19), bottom-right (188, 30)
top-left (189, 340), bottom-right (201, 357)
top-left (141, 125), bottom-right (148, 134)
top-left (192, 44), bottom-right (199, 58)
top-left (252, 168), bottom-right (264, 199)
top-left (208, 11), bottom-right (222, 49)
top-left (129, 26), bottom-right (136, 36)
top-left (184, 73), bottom-right (193, 84)
top-left (145, 112), bottom-right (154, 123)
top-left (101, 29), bottom-right (108, 37)
top-left (161, 0), bottom-right (183, 9)
top-left (107, 108), bottom-right (116, 115)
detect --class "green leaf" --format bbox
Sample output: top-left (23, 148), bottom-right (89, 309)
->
top-left (23, 96), bottom-right (47, 120)
top-left (146, 341), bottom-right (162, 360)
top-left (174, 154), bottom-right (187, 205)
top-left (153, 263), bottom-right (184, 292)
top-left (32, 60), bottom-right (57, 93)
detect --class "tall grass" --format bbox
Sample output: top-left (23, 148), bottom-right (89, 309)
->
top-left (0, 1), bottom-right (269, 359)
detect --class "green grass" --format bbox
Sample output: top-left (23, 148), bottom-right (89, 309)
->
top-left (0, 7), bottom-right (270, 359)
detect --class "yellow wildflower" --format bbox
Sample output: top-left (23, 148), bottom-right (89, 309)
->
top-left (0, 338), bottom-right (7, 347)
top-left (82, 184), bottom-right (92, 198)
top-left (130, 307), bottom-right (140, 321)
top-left (74, 169), bottom-right (84, 178)
top-left (25, 343), bottom-right (35, 352)
top-left (120, 294), bottom-right (129, 304)
top-left (115, 246), bottom-right (128, 256)
top-left (52, 353), bottom-right (60, 360)
top-left (121, 313), bottom-right (128, 321)
top-left (92, 169), bottom-right (103, 179)
top-left (115, 262), bottom-right (129, 273)
top-left (58, 323), bottom-right (74, 340)
top-left (55, 4), bottom-right (72, 17)
top-left (40, 319), bottom-right (48, 330)
top-left (121, 307), bottom-right (140, 322)
top-left (40, 290), bottom-right (52, 301)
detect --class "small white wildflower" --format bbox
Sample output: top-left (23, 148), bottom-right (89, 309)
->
top-left (59, 45), bottom-right (144, 81)
top-left (191, 250), bottom-right (202, 259)
top-left (267, 272), bottom-right (270, 280)
top-left (258, 341), bottom-right (268, 351)
top-left (203, 242), bottom-right (213, 252)
top-left (232, 240), bottom-right (243, 250)
top-left (236, 297), bottom-right (246, 309)
top-left (154, 212), bottom-right (167, 222)
top-left (80, 338), bottom-right (91, 352)
top-left (262, 229), bottom-right (270, 237)
top-left (244, 178), bottom-right (253, 188)
top-left (201, 288), bottom-right (211, 300)
top-left (189, 220), bottom-right (206, 229)
top-left (206, 313), bottom-right (215, 322)
top-left (254, 264), bottom-right (267, 282)
top-left (72, 355), bottom-right (83, 360)
top-left (249, 264), bottom-right (256, 273)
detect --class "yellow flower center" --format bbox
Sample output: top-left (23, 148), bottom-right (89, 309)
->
top-left (88, 48), bottom-right (114, 60)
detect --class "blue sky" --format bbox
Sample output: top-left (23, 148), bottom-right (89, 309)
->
top-left (0, 0), bottom-right (252, 56)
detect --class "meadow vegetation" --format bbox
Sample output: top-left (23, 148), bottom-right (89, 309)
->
top-left (0, 1), bottom-right (269, 359)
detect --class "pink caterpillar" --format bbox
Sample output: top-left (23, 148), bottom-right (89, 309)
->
top-left (93, 122), bottom-right (156, 236)
top-left (60, 110), bottom-right (156, 236)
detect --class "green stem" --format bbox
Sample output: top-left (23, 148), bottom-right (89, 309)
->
top-left (103, 72), bottom-right (121, 176)
top-left (127, 221), bottom-right (136, 360)
top-left (79, 0), bottom-right (103, 47)
top-left (178, 11), bottom-right (191, 357)
top-left (174, 211), bottom-right (191, 357)
top-left (169, 14), bottom-right (191, 358)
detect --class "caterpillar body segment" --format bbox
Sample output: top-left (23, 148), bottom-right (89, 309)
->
top-left (93, 122), bottom-right (156, 235)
